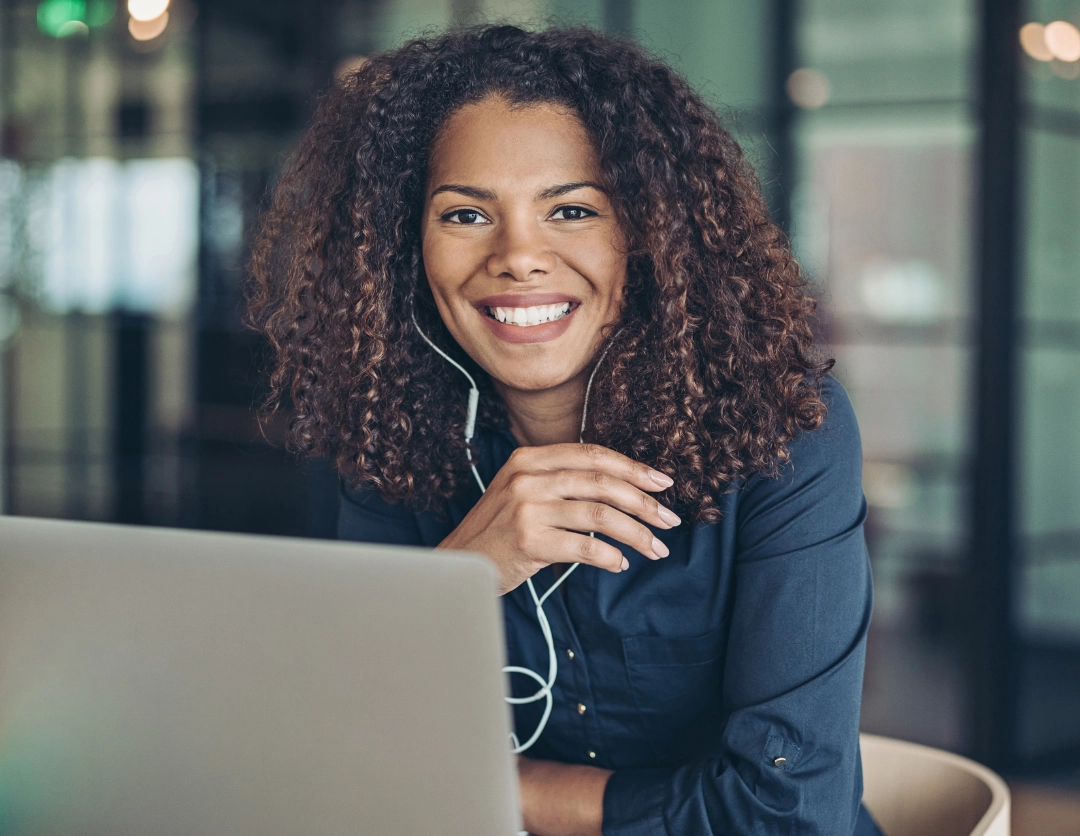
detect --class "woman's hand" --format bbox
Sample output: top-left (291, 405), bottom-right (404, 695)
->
top-left (436, 443), bottom-right (680, 595)
top-left (517, 755), bottom-right (612, 836)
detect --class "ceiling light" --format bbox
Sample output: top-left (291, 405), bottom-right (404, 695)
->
top-left (1020, 22), bottom-right (1054, 61)
top-left (128, 9), bottom-right (167, 40)
top-left (127, 0), bottom-right (168, 23)
top-left (1045, 20), bottom-right (1080, 63)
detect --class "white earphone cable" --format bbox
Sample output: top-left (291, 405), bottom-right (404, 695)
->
top-left (411, 309), bottom-right (621, 756)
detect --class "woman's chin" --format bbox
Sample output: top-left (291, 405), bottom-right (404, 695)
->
top-left (487, 365), bottom-right (582, 395)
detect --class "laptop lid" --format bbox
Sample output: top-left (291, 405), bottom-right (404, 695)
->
top-left (0, 516), bottom-right (521, 836)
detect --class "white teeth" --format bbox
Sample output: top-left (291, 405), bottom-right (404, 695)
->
top-left (488, 302), bottom-right (572, 326)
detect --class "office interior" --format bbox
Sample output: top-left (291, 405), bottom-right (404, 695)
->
top-left (0, 0), bottom-right (1077, 832)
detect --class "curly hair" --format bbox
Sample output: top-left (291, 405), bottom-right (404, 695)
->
top-left (246, 24), bottom-right (834, 523)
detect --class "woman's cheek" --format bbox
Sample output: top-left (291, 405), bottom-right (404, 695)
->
top-left (567, 237), bottom-right (627, 296)
top-left (421, 239), bottom-right (456, 291)
top-left (426, 235), bottom-right (481, 285)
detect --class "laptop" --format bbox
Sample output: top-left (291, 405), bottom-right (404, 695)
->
top-left (0, 516), bottom-right (521, 836)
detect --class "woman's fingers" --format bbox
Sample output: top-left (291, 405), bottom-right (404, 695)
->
top-left (550, 468), bottom-right (681, 531)
top-left (510, 443), bottom-right (675, 495)
top-left (507, 446), bottom-right (680, 527)
top-left (555, 500), bottom-right (670, 564)
top-left (541, 527), bottom-right (628, 574)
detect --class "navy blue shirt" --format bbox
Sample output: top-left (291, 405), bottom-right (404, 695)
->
top-left (338, 375), bottom-right (882, 836)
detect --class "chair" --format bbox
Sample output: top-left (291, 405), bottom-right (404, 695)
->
top-left (860, 733), bottom-right (1010, 836)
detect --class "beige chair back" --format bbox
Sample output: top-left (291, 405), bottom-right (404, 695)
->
top-left (860, 733), bottom-right (1010, 836)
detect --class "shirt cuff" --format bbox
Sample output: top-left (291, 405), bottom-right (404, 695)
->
top-left (602, 767), bottom-right (671, 836)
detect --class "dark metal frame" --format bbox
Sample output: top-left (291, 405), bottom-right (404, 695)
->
top-left (768, 0), bottom-right (798, 234)
top-left (968, 0), bottom-right (1022, 772)
top-left (603, 0), bottom-right (634, 36)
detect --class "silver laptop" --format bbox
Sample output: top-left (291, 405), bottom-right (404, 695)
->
top-left (0, 516), bottom-right (521, 836)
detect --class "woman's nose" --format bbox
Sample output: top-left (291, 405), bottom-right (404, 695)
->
top-left (485, 215), bottom-right (557, 280)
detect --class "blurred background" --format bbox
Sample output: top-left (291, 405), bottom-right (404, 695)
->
top-left (0, 0), bottom-right (1076, 831)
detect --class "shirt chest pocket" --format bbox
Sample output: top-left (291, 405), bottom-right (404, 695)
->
top-left (622, 625), bottom-right (726, 766)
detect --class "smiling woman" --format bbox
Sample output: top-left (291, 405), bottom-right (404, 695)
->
top-left (246, 24), bottom-right (882, 836)
top-left (421, 98), bottom-right (628, 438)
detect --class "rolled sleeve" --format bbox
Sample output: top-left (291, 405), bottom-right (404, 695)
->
top-left (602, 767), bottom-right (670, 835)
top-left (602, 377), bottom-right (873, 835)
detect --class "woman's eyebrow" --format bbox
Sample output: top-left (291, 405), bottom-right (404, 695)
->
top-left (428, 181), bottom-right (606, 201)
top-left (536, 181), bottom-right (606, 200)
top-left (429, 184), bottom-right (497, 201)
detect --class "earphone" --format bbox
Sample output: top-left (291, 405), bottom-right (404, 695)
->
top-left (411, 308), bottom-right (621, 754)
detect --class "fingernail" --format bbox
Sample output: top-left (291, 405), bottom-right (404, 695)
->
top-left (652, 537), bottom-right (669, 558)
top-left (649, 470), bottom-right (674, 487)
top-left (621, 556), bottom-right (630, 571)
top-left (659, 507), bottom-right (681, 526)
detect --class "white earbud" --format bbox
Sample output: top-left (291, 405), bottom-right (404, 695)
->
top-left (411, 308), bottom-right (621, 754)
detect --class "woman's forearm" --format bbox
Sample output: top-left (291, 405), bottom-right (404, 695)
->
top-left (518, 756), bottom-right (613, 836)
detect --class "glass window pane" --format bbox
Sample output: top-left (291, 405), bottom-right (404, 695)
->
top-left (799, 0), bottom-right (974, 104)
top-left (1017, 3), bottom-right (1080, 766)
top-left (1023, 0), bottom-right (1080, 114)
top-left (792, 57), bottom-right (976, 751)
top-left (1022, 130), bottom-right (1080, 323)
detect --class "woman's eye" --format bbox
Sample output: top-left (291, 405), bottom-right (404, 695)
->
top-left (444, 209), bottom-right (487, 225)
top-left (551, 206), bottom-right (595, 221)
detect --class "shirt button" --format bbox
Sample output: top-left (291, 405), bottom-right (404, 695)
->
top-left (773, 757), bottom-right (787, 767)
top-left (566, 649), bottom-right (575, 659)
top-left (577, 703), bottom-right (587, 715)
top-left (588, 750), bottom-right (597, 759)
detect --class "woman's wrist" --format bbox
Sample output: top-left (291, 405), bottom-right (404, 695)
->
top-left (518, 756), bottom-right (613, 836)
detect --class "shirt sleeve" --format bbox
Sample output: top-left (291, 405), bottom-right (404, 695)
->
top-left (336, 477), bottom-right (425, 546)
top-left (602, 376), bottom-right (873, 836)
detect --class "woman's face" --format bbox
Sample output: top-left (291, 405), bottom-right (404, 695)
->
top-left (421, 97), bottom-right (627, 396)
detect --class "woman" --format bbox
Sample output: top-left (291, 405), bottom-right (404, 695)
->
top-left (248, 24), bottom-right (881, 836)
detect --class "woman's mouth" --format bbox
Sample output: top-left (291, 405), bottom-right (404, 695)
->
top-left (478, 301), bottom-right (580, 344)
top-left (483, 301), bottom-right (576, 326)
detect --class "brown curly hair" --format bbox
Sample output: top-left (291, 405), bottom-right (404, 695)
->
top-left (246, 24), bottom-right (834, 523)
